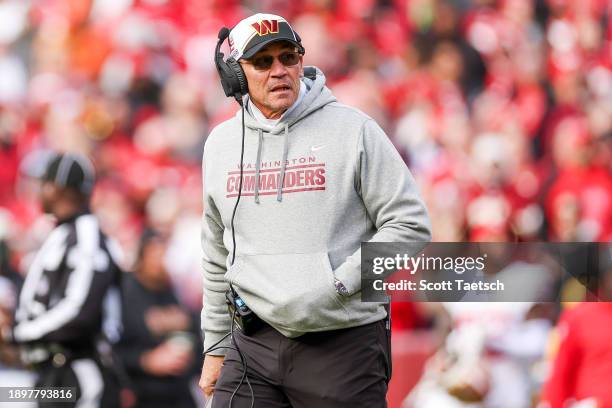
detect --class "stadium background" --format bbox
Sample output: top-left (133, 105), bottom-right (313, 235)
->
top-left (0, 0), bottom-right (610, 406)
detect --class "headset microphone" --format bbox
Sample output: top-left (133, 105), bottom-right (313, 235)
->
top-left (214, 27), bottom-right (248, 105)
top-left (218, 26), bottom-right (230, 40)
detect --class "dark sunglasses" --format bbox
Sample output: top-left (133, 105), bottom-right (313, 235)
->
top-left (244, 51), bottom-right (301, 71)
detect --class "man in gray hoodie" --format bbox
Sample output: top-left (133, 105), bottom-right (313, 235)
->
top-left (199, 13), bottom-right (431, 408)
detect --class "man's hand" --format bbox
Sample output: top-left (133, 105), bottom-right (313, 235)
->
top-left (199, 355), bottom-right (225, 399)
top-left (140, 341), bottom-right (191, 376)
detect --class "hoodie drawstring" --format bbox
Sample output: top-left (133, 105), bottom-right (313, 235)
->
top-left (254, 129), bottom-right (263, 203)
top-left (277, 123), bottom-right (289, 202)
top-left (252, 124), bottom-right (290, 203)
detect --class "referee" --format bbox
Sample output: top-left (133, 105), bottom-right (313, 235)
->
top-left (0, 153), bottom-right (123, 407)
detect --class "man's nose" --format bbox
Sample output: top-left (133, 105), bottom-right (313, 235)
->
top-left (269, 57), bottom-right (288, 77)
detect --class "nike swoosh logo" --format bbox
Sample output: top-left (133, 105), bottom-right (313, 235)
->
top-left (311, 144), bottom-right (326, 152)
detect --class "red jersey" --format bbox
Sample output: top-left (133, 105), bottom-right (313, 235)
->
top-left (542, 303), bottom-right (612, 408)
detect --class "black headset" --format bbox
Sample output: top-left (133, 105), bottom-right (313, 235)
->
top-left (215, 27), bottom-right (249, 105)
top-left (214, 26), bottom-right (312, 106)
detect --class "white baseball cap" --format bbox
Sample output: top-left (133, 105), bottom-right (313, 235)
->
top-left (228, 13), bottom-right (304, 61)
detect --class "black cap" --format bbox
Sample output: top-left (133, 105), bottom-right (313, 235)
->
top-left (42, 153), bottom-right (96, 196)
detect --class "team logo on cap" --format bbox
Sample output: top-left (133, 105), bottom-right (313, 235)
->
top-left (251, 20), bottom-right (279, 36)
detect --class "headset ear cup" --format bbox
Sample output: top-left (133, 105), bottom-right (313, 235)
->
top-left (214, 28), bottom-right (247, 104)
top-left (217, 61), bottom-right (236, 97)
top-left (227, 58), bottom-right (248, 96)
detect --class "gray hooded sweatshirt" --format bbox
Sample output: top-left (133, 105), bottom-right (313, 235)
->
top-left (201, 67), bottom-right (431, 355)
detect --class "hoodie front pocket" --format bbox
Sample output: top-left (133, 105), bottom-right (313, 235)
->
top-left (229, 252), bottom-right (350, 332)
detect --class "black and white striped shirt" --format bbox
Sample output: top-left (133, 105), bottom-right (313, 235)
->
top-left (14, 212), bottom-right (122, 349)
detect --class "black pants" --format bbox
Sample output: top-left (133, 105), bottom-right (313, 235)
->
top-left (212, 320), bottom-right (390, 408)
top-left (36, 356), bottom-right (120, 408)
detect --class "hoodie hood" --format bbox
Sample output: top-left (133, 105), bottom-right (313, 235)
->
top-left (235, 66), bottom-right (336, 202)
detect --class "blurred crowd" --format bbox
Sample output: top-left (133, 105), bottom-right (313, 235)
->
top-left (0, 0), bottom-right (610, 406)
